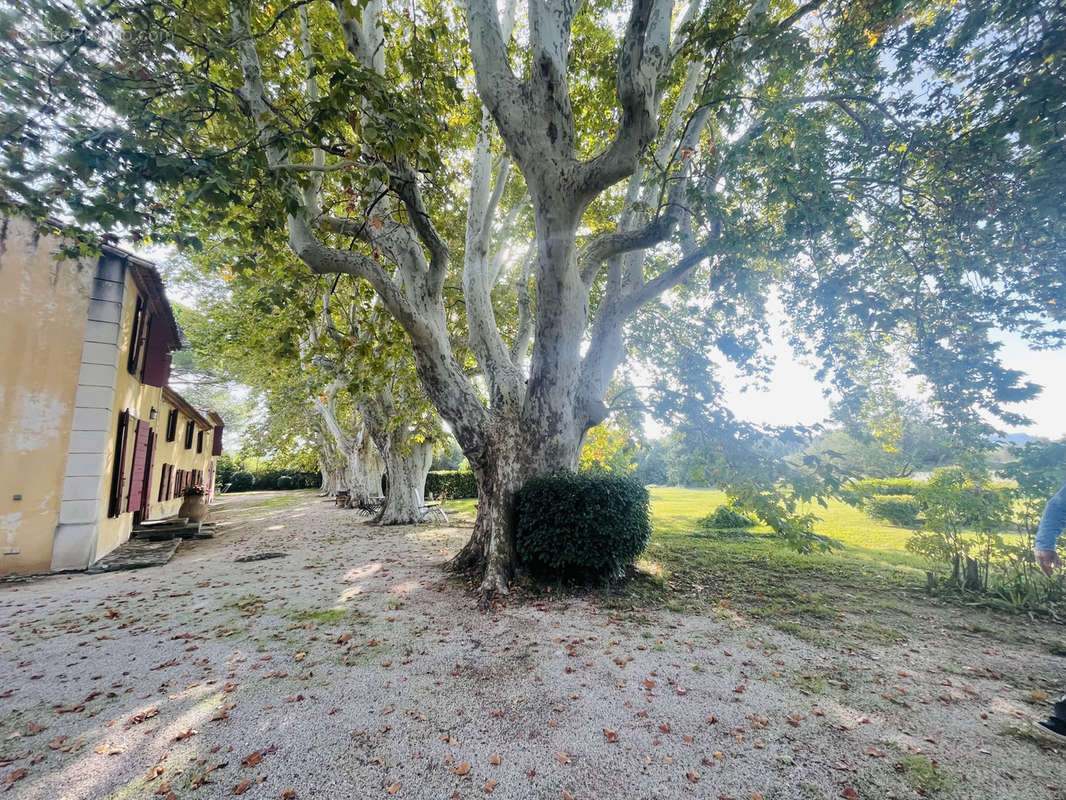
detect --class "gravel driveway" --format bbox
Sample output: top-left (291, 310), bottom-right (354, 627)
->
top-left (1, 491), bottom-right (1063, 799)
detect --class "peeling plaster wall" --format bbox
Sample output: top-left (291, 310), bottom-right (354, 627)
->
top-left (0, 217), bottom-right (95, 574)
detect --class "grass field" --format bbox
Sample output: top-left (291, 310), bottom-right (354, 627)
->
top-left (444, 486), bottom-right (937, 634)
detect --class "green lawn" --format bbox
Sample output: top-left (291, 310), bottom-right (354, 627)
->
top-left (445, 486), bottom-right (932, 628)
top-left (447, 485), bottom-right (920, 565)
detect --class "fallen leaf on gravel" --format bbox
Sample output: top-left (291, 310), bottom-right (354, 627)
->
top-left (243, 751), bottom-right (263, 767)
top-left (555, 752), bottom-right (572, 765)
top-left (175, 729), bottom-right (197, 741)
top-left (686, 772), bottom-right (700, 784)
top-left (234, 779), bottom-right (250, 795)
top-left (562, 791), bottom-right (575, 800)
top-left (280, 790), bottom-right (297, 799)
top-left (841, 788), bottom-right (858, 799)
top-left (489, 753), bottom-right (501, 765)
top-left (603, 729), bottom-right (618, 743)
top-left (294, 652), bottom-right (307, 662)
top-left (155, 782), bottom-right (170, 795)
top-left (3, 769), bottom-right (27, 792)
top-left (21, 722), bottom-right (44, 736)
top-left (751, 794), bottom-right (763, 800)
top-left (642, 679), bottom-right (656, 689)
top-left (93, 744), bottom-right (125, 755)
top-left (658, 723), bottom-right (670, 733)
top-left (387, 782), bottom-right (402, 794)
top-left (450, 762), bottom-right (471, 776)
top-left (127, 708), bottom-right (159, 727)
top-left (733, 685), bottom-right (745, 694)
top-left (865, 746), bottom-right (885, 758)
top-left (146, 764), bottom-right (165, 780)
top-left (787, 715), bottom-right (801, 727)
top-left (483, 780), bottom-right (497, 793)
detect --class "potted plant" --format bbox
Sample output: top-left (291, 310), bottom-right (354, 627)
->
top-left (178, 483), bottom-right (209, 523)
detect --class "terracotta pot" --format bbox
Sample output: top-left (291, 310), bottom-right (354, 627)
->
top-left (178, 496), bottom-right (209, 523)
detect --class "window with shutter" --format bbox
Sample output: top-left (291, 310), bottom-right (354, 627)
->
top-left (127, 296), bottom-right (147, 374)
top-left (158, 463), bottom-right (168, 502)
top-left (166, 464), bottom-right (174, 500)
top-left (126, 419), bottom-right (150, 514)
top-left (184, 421), bottom-right (194, 449)
top-left (107, 410), bottom-right (130, 518)
top-left (165, 409), bottom-right (178, 442)
top-left (196, 430), bottom-right (203, 454)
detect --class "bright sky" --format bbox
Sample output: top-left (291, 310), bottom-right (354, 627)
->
top-left (718, 320), bottom-right (1066, 440)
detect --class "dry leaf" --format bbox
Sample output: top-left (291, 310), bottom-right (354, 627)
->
top-left (450, 761), bottom-right (471, 776)
top-left (686, 771), bottom-right (700, 784)
top-left (841, 788), bottom-right (858, 799)
top-left (865, 746), bottom-right (885, 758)
top-left (603, 729), bottom-right (618, 743)
top-left (242, 750), bottom-right (263, 767)
top-left (294, 652), bottom-right (307, 662)
top-left (280, 791), bottom-right (297, 800)
top-left (234, 779), bottom-right (250, 795)
top-left (3, 769), bottom-right (27, 792)
top-left (387, 783), bottom-right (402, 795)
top-left (175, 728), bottom-right (197, 741)
top-left (489, 753), bottom-right (501, 765)
top-left (482, 781), bottom-right (497, 794)
top-left (562, 791), bottom-right (575, 800)
top-left (554, 752), bottom-right (571, 765)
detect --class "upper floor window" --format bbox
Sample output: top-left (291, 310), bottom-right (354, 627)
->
top-left (165, 409), bottom-right (178, 442)
top-left (184, 420), bottom-right (195, 449)
top-left (127, 295), bottom-right (149, 374)
top-left (196, 430), bottom-right (204, 454)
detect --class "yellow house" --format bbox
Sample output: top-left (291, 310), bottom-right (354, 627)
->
top-left (0, 215), bottom-right (221, 575)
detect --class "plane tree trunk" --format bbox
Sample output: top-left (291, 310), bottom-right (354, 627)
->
top-left (232, 0), bottom-right (702, 597)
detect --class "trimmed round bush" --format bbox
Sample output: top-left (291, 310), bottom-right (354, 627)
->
top-left (700, 505), bottom-right (756, 529)
top-left (865, 494), bottom-right (921, 527)
top-left (229, 471), bottom-right (254, 492)
top-left (514, 472), bottom-right (651, 580)
top-left (277, 475), bottom-right (293, 490)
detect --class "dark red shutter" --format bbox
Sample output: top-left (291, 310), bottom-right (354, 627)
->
top-left (196, 430), bottom-right (203, 453)
top-left (212, 423), bottom-right (223, 456)
top-left (107, 410), bottom-right (130, 518)
top-left (141, 318), bottom-right (172, 387)
top-left (158, 463), bottom-right (167, 502)
top-left (126, 419), bottom-right (151, 513)
top-left (166, 464), bottom-right (174, 500)
top-left (140, 430), bottom-right (156, 518)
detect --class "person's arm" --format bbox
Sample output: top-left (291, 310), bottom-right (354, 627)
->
top-left (1035, 481), bottom-right (1066, 576)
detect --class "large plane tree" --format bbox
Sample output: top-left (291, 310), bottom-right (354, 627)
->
top-left (2, 0), bottom-right (1064, 596)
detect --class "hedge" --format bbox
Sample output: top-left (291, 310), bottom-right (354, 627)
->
top-left (223, 469), bottom-right (321, 492)
top-left (864, 494), bottom-right (922, 527)
top-left (425, 470), bottom-right (478, 499)
top-left (850, 478), bottom-right (925, 497)
top-left (514, 472), bottom-right (651, 581)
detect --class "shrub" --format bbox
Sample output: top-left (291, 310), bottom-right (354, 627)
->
top-left (864, 494), bottom-right (921, 527)
top-left (425, 470), bottom-right (478, 499)
top-left (700, 505), bottom-right (756, 529)
top-left (229, 471), bottom-right (254, 492)
top-left (514, 472), bottom-right (651, 580)
top-left (277, 475), bottom-right (293, 490)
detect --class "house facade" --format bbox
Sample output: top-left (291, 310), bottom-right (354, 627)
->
top-left (0, 215), bottom-right (221, 575)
